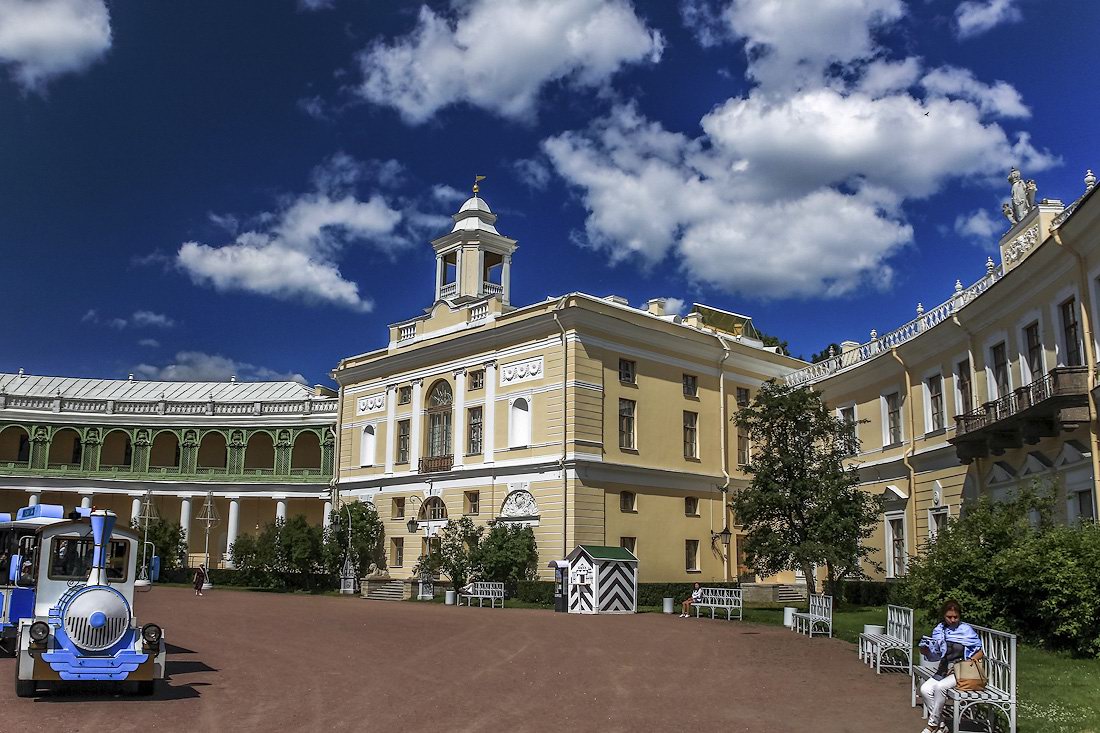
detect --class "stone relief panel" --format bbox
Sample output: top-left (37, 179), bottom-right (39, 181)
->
top-left (357, 393), bottom-right (386, 415)
top-left (499, 485), bottom-right (539, 526)
top-left (1003, 223), bottom-right (1040, 263)
top-left (499, 357), bottom-right (543, 386)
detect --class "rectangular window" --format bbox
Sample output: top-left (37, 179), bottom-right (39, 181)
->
top-left (391, 537), bottom-right (404, 568)
top-left (887, 515), bottom-right (906, 577)
top-left (391, 497), bottom-right (405, 519)
top-left (737, 432), bottom-right (750, 467)
top-left (464, 490), bottom-right (480, 516)
top-left (1074, 490), bottom-right (1095, 521)
top-left (469, 369), bottom-right (485, 390)
top-left (398, 386), bottom-right (412, 405)
top-left (1024, 322), bottom-right (1042, 379)
top-left (619, 491), bottom-right (636, 512)
top-left (396, 420), bottom-right (410, 464)
top-left (927, 374), bottom-right (944, 433)
top-left (683, 411), bottom-right (698, 459)
top-left (685, 539), bottom-right (700, 571)
top-left (885, 392), bottom-right (902, 445)
top-left (991, 342), bottom-right (1009, 397)
top-left (620, 536), bottom-right (637, 555)
top-left (48, 537), bottom-right (128, 582)
top-left (619, 398), bottom-right (636, 449)
top-left (618, 358), bottom-right (637, 384)
top-left (957, 360), bottom-right (973, 413)
top-left (467, 406), bottom-right (483, 455)
top-left (929, 508), bottom-right (948, 540)
top-left (840, 406), bottom-right (855, 424)
top-left (736, 387), bottom-right (750, 408)
top-left (1061, 298), bottom-right (1082, 367)
top-left (682, 373), bottom-right (698, 397)
top-left (684, 496), bottom-right (699, 516)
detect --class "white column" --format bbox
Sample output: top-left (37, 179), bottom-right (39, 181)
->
top-left (502, 254), bottom-right (512, 305)
top-left (179, 496), bottom-right (192, 542)
top-left (456, 249), bottom-right (464, 297)
top-left (276, 498), bottom-right (287, 522)
top-left (27, 492), bottom-right (40, 507)
top-left (483, 361), bottom-right (496, 464)
top-left (453, 369), bottom-right (466, 467)
top-left (130, 497), bottom-right (142, 524)
top-left (322, 500), bottom-right (333, 529)
top-left (410, 379), bottom-right (423, 471)
top-left (435, 255), bottom-right (443, 299)
top-left (225, 497), bottom-right (240, 568)
top-left (384, 384), bottom-right (397, 475)
top-left (80, 494), bottom-right (92, 510)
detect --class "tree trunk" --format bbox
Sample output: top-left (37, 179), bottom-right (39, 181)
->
top-left (801, 562), bottom-right (818, 598)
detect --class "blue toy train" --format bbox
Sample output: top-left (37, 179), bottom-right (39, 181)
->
top-left (0, 504), bottom-right (166, 696)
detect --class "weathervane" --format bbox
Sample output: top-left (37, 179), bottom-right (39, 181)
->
top-left (473, 174), bottom-right (486, 195)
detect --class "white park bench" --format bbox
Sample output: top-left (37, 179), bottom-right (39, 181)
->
top-left (791, 594), bottom-right (833, 637)
top-left (912, 624), bottom-right (1017, 733)
top-left (692, 587), bottom-right (743, 621)
top-left (858, 604), bottom-right (914, 674)
top-left (458, 581), bottom-right (505, 608)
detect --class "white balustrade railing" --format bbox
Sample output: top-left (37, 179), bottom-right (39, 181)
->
top-left (468, 303), bottom-right (489, 322)
top-left (785, 267), bottom-right (1002, 387)
top-left (1, 393), bottom-right (336, 418)
top-left (440, 282), bottom-right (458, 298)
top-left (398, 324), bottom-right (417, 341)
top-left (481, 282), bottom-right (503, 296)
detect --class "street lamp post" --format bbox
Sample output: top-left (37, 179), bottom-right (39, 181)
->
top-left (338, 503), bottom-right (357, 595)
top-left (196, 492), bottom-right (220, 590)
top-left (405, 496), bottom-right (434, 600)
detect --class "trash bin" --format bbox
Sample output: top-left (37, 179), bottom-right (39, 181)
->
top-left (863, 624), bottom-right (884, 636)
top-left (783, 606), bottom-right (796, 628)
top-left (663, 597), bottom-right (675, 614)
top-left (445, 590), bottom-right (456, 605)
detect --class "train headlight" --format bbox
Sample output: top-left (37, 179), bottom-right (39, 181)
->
top-left (29, 622), bottom-right (50, 643)
top-left (141, 623), bottom-right (162, 646)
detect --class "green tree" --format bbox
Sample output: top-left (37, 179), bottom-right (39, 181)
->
top-left (757, 330), bottom-right (790, 356)
top-left (475, 523), bottom-right (539, 593)
top-left (131, 517), bottom-right (187, 573)
top-left (810, 343), bottom-right (842, 363)
top-left (413, 516), bottom-right (483, 592)
top-left (230, 515), bottom-right (325, 589)
top-left (323, 500), bottom-right (386, 577)
top-left (732, 380), bottom-right (883, 597)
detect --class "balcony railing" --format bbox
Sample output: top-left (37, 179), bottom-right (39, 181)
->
top-left (468, 303), bottom-right (489, 322)
top-left (419, 454), bottom-right (453, 474)
top-left (398, 324), bottom-right (416, 342)
top-left (440, 282), bottom-right (458, 299)
top-left (480, 282), bottom-right (503, 296)
top-left (950, 366), bottom-right (1090, 462)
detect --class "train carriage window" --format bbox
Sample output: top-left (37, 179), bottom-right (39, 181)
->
top-left (47, 537), bottom-right (129, 582)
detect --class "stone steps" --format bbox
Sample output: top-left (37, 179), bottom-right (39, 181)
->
top-left (362, 579), bottom-right (408, 601)
top-left (776, 584), bottom-right (809, 603)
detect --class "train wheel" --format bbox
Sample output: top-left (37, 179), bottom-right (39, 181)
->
top-left (15, 676), bottom-right (36, 698)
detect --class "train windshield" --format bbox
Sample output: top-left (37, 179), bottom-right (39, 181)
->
top-left (0, 528), bottom-right (39, 586)
top-left (46, 537), bottom-right (129, 583)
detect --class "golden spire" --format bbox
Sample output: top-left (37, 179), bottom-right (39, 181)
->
top-left (473, 174), bottom-right (486, 195)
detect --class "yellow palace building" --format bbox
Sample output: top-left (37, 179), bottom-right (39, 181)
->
top-left (785, 167), bottom-right (1100, 581)
top-left (332, 191), bottom-right (804, 583)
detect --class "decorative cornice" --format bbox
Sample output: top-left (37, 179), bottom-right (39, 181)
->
top-left (499, 357), bottom-right (543, 385)
top-left (356, 394), bottom-right (386, 415)
top-left (1003, 223), bottom-right (1040, 263)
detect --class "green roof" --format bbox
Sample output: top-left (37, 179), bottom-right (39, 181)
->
top-left (576, 545), bottom-right (638, 562)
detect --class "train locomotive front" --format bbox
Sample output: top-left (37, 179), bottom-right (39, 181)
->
top-left (14, 509), bottom-right (166, 696)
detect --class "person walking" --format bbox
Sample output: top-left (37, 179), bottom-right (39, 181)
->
top-left (917, 599), bottom-right (984, 733)
top-left (680, 582), bottom-right (702, 617)
top-left (193, 564), bottom-right (208, 596)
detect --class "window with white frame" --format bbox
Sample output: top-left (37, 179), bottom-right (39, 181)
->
top-left (956, 359), bottom-right (973, 414)
top-left (685, 539), bottom-right (700, 571)
top-left (1023, 321), bottom-right (1042, 381)
top-left (884, 392), bottom-right (902, 446)
top-left (682, 373), bottom-right (698, 397)
top-left (618, 358), bottom-right (637, 384)
top-left (683, 411), bottom-right (698, 459)
top-left (359, 425), bottom-right (376, 467)
top-left (467, 406), bottom-right (483, 455)
top-left (990, 342), bottom-right (1010, 398)
top-left (928, 507), bottom-right (949, 540)
top-left (620, 491), bottom-right (636, 512)
top-left (925, 374), bottom-right (944, 433)
top-left (390, 537), bottom-right (404, 567)
top-left (620, 536), bottom-right (637, 554)
top-left (619, 398), bottom-right (636, 449)
top-left (468, 369), bottom-right (485, 390)
top-left (1061, 298), bottom-right (1083, 367)
top-left (684, 496), bottom-right (699, 516)
top-left (508, 397), bottom-right (531, 448)
top-left (737, 431), bottom-right (750, 466)
top-left (1070, 488), bottom-right (1095, 522)
top-left (885, 513), bottom-right (907, 577)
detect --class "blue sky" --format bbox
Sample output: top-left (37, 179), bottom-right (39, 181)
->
top-left (1, 0), bottom-right (1097, 385)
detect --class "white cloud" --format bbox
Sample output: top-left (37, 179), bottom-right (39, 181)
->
top-left (81, 309), bottom-right (98, 323)
top-left (131, 310), bottom-right (175, 328)
top-left (132, 351), bottom-right (306, 384)
top-left (954, 208), bottom-right (1004, 242)
top-left (955, 0), bottom-right (1022, 39)
top-left (138, 338), bottom-right (160, 348)
top-left (431, 184), bottom-right (467, 205)
top-left (107, 317), bottom-right (128, 330)
top-left (679, 0), bottom-right (731, 49)
top-left (543, 0), bottom-right (1057, 301)
top-left (656, 297), bottom-right (687, 316)
top-left (514, 157), bottom-right (553, 190)
top-left (298, 0), bottom-right (334, 11)
top-left (357, 0), bottom-right (664, 124)
top-left (173, 155), bottom-right (432, 312)
top-left (0, 0), bottom-right (111, 91)
top-left (921, 66), bottom-right (1028, 118)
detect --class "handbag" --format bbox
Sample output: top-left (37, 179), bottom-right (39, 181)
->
top-left (953, 656), bottom-right (987, 691)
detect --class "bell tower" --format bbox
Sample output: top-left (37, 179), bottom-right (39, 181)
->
top-left (430, 179), bottom-right (517, 306)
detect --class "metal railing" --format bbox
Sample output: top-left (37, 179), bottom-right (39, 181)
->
top-left (480, 282), bottom-right (503, 296)
top-left (419, 454), bottom-right (453, 474)
top-left (955, 366), bottom-right (1088, 436)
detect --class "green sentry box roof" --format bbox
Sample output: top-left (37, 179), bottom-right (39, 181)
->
top-left (574, 545), bottom-right (638, 562)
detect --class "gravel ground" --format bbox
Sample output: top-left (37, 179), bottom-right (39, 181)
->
top-left (0, 586), bottom-right (924, 732)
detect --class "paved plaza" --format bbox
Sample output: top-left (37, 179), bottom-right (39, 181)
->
top-left (0, 587), bottom-right (923, 732)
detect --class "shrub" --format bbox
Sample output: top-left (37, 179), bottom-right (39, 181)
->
top-left (476, 524), bottom-right (539, 594)
top-left (515, 580), bottom-right (555, 605)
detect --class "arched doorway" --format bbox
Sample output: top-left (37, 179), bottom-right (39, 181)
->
top-left (100, 430), bottom-right (133, 471)
top-left (150, 431), bottom-right (180, 470)
top-left (244, 432), bottom-right (275, 474)
top-left (0, 425), bottom-right (30, 467)
top-left (291, 431), bottom-right (321, 473)
top-left (198, 431), bottom-right (227, 472)
top-left (47, 428), bottom-right (82, 468)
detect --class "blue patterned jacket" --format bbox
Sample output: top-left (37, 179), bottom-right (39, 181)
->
top-left (924, 621), bottom-right (983, 661)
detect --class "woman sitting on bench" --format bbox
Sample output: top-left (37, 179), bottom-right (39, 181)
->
top-left (917, 599), bottom-right (984, 733)
top-left (679, 583), bottom-right (702, 618)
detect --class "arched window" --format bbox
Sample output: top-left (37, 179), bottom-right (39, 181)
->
top-left (291, 431), bottom-right (321, 471)
top-left (0, 426), bottom-right (31, 466)
top-left (426, 380), bottom-right (453, 458)
top-left (48, 428), bottom-right (82, 468)
top-left (245, 432), bottom-right (275, 473)
top-left (197, 431), bottom-right (228, 471)
top-left (509, 397), bottom-right (530, 448)
top-left (420, 496), bottom-right (447, 521)
top-left (150, 431), bottom-right (180, 470)
top-left (360, 425), bottom-right (376, 468)
top-left (101, 430), bottom-right (133, 471)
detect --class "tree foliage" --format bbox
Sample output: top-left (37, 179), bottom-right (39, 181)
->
top-left (477, 523), bottom-right (539, 592)
top-left (231, 515), bottom-right (325, 589)
top-left (732, 380), bottom-right (883, 596)
top-left (413, 516), bottom-right (483, 592)
top-left (323, 500), bottom-right (386, 577)
top-left (756, 330), bottom-right (790, 356)
top-left (131, 517), bottom-right (187, 572)
top-left (810, 343), bottom-right (842, 363)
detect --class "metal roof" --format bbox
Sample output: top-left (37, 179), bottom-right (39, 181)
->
top-left (570, 545), bottom-right (639, 563)
top-left (0, 373), bottom-right (315, 403)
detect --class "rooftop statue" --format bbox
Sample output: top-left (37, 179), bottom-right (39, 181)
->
top-left (1007, 167), bottom-right (1036, 223)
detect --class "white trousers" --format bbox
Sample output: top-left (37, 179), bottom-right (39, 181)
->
top-left (920, 674), bottom-right (957, 725)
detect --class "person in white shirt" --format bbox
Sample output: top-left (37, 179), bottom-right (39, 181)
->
top-left (680, 582), bottom-right (703, 617)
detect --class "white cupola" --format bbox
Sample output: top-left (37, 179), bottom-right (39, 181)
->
top-left (430, 178), bottom-right (517, 306)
